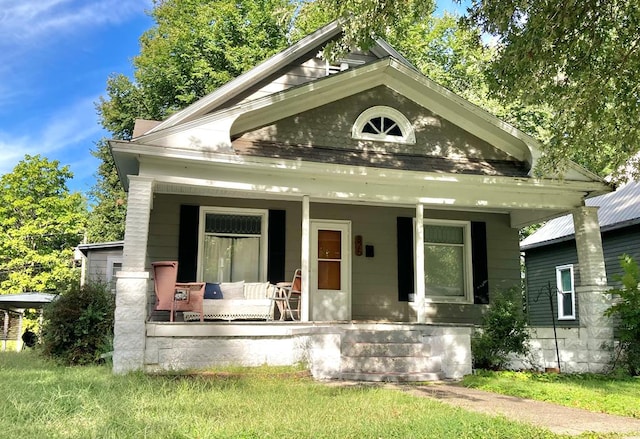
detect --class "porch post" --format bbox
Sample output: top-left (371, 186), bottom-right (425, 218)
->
top-left (113, 176), bottom-right (154, 374)
top-left (415, 203), bottom-right (426, 323)
top-left (572, 206), bottom-right (613, 372)
top-left (300, 195), bottom-right (310, 322)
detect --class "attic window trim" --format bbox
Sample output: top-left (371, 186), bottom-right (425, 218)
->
top-left (352, 106), bottom-right (416, 144)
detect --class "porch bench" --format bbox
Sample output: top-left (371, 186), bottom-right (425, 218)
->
top-left (183, 281), bottom-right (276, 321)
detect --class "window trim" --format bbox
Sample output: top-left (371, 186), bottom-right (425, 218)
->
top-left (555, 264), bottom-right (576, 320)
top-left (352, 106), bottom-right (416, 144)
top-left (106, 256), bottom-right (122, 293)
top-left (197, 207), bottom-right (269, 283)
top-left (420, 219), bottom-right (474, 304)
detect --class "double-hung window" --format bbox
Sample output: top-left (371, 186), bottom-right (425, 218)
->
top-left (423, 220), bottom-right (473, 303)
top-left (555, 264), bottom-right (576, 320)
top-left (198, 208), bottom-right (268, 283)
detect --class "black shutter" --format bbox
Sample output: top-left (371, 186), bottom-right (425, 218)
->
top-left (267, 210), bottom-right (286, 283)
top-left (177, 204), bottom-right (199, 282)
top-left (397, 217), bottom-right (415, 302)
top-left (471, 221), bottom-right (489, 304)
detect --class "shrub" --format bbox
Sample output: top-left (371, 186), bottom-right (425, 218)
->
top-left (471, 287), bottom-right (531, 370)
top-left (41, 282), bottom-right (115, 365)
top-left (605, 254), bottom-right (640, 376)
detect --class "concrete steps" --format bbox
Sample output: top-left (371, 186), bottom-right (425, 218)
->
top-left (339, 329), bottom-right (444, 382)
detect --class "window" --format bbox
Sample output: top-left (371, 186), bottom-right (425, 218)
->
top-left (198, 207), bottom-right (268, 283)
top-left (556, 264), bottom-right (576, 320)
top-left (423, 220), bottom-right (473, 303)
top-left (352, 106), bottom-right (415, 144)
top-left (106, 257), bottom-right (122, 293)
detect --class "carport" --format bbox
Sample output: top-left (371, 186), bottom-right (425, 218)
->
top-left (0, 293), bottom-right (57, 351)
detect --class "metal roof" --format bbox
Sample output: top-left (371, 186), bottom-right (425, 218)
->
top-left (520, 181), bottom-right (640, 250)
top-left (0, 292), bottom-right (57, 311)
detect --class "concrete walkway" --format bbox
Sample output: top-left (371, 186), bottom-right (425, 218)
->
top-left (401, 383), bottom-right (640, 437)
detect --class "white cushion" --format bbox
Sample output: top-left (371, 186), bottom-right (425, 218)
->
top-left (220, 281), bottom-right (244, 299)
top-left (243, 282), bottom-right (270, 300)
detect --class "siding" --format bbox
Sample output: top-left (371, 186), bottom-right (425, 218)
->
top-left (524, 224), bottom-right (640, 327)
top-left (239, 86), bottom-right (518, 162)
top-left (148, 195), bottom-right (521, 324)
top-left (524, 241), bottom-right (580, 328)
top-left (85, 248), bottom-right (123, 286)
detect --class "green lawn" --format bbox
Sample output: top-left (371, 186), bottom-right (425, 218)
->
top-left (0, 352), bottom-right (565, 439)
top-left (462, 370), bottom-right (640, 418)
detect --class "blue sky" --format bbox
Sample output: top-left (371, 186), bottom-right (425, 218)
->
top-left (0, 0), bottom-right (153, 194)
top-left (0, 1), bottom-right (464, 196)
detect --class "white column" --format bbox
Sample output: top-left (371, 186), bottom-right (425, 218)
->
top-left (415, 203), bottom-right (426, 323)
top-left (572, 206), bottom-right (613, 372)
top-left (300, 195), bottom-right (310, 322)
top-left (113, 176), bottom-right (154, 373)
top-left (572, 206), bottom-right (607, 287)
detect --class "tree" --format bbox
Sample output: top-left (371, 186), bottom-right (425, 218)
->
top-left (462, 1), bottom-right (640, 178)
top-left (85, 139), bottom-right (128, 242)
top-left (0, 155), bottom-right (86, 293)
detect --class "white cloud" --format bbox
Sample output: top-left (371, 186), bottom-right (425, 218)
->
top-left (0, 95), bottom-right (104, 176)
top-left (0, 0), bottom-right (151, 43)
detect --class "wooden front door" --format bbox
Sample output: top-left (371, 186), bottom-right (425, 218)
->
top-left (310, 220), bottom-right (351, 321)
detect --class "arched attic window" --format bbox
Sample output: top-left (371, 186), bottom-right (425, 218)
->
top-left (352, 106), bottom-right (415, 144)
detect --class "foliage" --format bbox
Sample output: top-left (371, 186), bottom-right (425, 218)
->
top-left (464, 0), bottom-right (640, 178)
top-left (472, 287), bottom-right (531, 370)
top-left (85, 139), bottom-right (127, 242)
top-left (0, 155), bottom-right (86, 293)
top-left (41, 283), bottom-right (115, 365)
top-left (604, 254), bottom-right (640, 376)
top-left (462, 370), bottom-right (640, 418)
top-left (0, 353), bottom-right (555, 438)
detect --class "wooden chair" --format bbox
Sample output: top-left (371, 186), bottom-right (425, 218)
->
top-left (151, 261), bottom-right (205, 322)
top-left (275, 269), bottom-right (302, 320)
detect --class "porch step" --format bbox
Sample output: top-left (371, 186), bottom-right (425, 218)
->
top-left (339, 329), bottom-right (443, 382)
top-left (340, 371), bottom-right (445, 383)
top-left (342, 342), bottom-right (430, 357)
top-left (341, 355), bottom-right (441, 374)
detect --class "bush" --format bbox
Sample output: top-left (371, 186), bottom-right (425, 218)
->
top-left (605, 254), bottom-right (640, 376)
top-left (471, 287), bottom-right (531, 370)
top-left (41, 283), bottom-right (115, 365)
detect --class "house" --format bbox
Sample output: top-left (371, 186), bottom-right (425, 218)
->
top-left (109, 21), bottom-right (611, 380)
top-left (520, 181), bottom-right (640, 372)
top-left (76, 241), bottom-right (124, 291)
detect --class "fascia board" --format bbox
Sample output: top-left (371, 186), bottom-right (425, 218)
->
top-left (146, 20), bottom-right (343, 134)
top-left (138, 155), bottom-right (597, 211)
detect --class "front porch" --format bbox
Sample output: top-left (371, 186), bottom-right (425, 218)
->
top-left (143, 321), bottom-right (473, 381)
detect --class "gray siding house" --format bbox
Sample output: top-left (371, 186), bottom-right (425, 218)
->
top-left (76, 241), bottom-right (124, 291)
top-left (109, 21), bottom-right (611, 380)
top-left (521, 181), bottom-right (640, 372)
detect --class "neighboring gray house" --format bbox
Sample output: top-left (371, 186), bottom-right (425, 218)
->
top-left (76, 241), bottom-right (124, 291)
top-left (108, 21), bottom-right (611, 380)
top-left (520, 181), bottom-right (640, 372)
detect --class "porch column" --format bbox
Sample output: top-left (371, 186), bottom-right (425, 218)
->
top-left (414, 203), bottom-right (426, 323)
top-left (300, 195), bottom-right (310, 322)
top-left (113, 176), bottom-right (154, 374)
top-left (572, 206), bottom-right (613, 372)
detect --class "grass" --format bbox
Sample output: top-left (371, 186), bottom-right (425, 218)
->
top-left (0, 352), bottom-right (569, 439)
top-left (462, 370), bottom-right (640, 418)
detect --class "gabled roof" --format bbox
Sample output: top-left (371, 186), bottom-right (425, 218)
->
top-left (521, 181), bottom-right (640, 250)
top-left (143, 20), bottom-right (417, 135)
